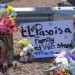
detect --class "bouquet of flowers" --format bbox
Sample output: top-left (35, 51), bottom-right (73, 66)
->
top-left (41, 48), bottom-right (75, 75)
top-left (0, 3), bottom-right (17, 34)
top-left (18, 39), bottom-right (34, 62)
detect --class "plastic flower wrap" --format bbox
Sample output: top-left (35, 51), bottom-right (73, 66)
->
top-left (18, 39), bottom-right (31, 49)
top-left (0, 3), bottom-right (17, 34)
top-left (71, 47), bottom-right (75, 54)
top-left (67, 48), bottom-right (75, 63)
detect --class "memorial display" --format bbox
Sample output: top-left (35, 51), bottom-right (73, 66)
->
top-left (0, 3), bottom-right (17, 65)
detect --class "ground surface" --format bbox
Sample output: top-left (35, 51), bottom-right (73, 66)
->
top-left (0, 0), bottom-right (74, 7)
top-left (0, 0), bottom-right (73, 7)
top-left (0, 0), bottom-right (60, 7)
top-left (0, 58), bottom-right (54, 75)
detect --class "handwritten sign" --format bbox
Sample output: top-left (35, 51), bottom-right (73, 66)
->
top-left (20, 20), bottom-right (73, 58)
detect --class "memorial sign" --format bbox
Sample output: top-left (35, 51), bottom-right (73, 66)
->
top-left (20, 20), bottom-right (73, 58)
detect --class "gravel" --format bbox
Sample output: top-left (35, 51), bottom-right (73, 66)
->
top-left (1, 0), bottom-right (60, 7)
top-left (0, 58), bottom-right (54, 75)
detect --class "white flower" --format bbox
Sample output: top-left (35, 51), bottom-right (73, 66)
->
top-left (20, 51), bottom-right (24, 57)
top-left (55, 57), bottom-right (68, 65)
top-left (27, 44), bottom-right (34, 50)
top-left (55, 50), bottom-right (68, 65)
top-left (23, 47), bottom-right (28, 51)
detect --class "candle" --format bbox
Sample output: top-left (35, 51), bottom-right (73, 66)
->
top-left (3, 62), bottom-right (8, 72)
top-left (12, 61), bottom-right (17, 69)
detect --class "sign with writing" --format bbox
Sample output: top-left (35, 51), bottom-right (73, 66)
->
top-left (20, 20), bottom-right (73, 58)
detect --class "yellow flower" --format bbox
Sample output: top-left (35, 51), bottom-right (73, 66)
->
top-left (6, 5), bottom-right (14, 12)
top-left (5, 5), bottom-right (15, 17)
top-left (18, 39), bottom-right (31, 49)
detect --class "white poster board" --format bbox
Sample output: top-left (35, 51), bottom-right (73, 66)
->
top-left (20, 20), bottom-right (73, 58)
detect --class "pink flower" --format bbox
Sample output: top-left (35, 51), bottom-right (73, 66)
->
top-left (54, 70), bottom-right (63, 75)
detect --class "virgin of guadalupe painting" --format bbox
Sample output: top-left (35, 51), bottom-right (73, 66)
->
top-left (0, 35), bottom-right (14, 65)
top-left (0, 36), bottom-right (8, 65)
